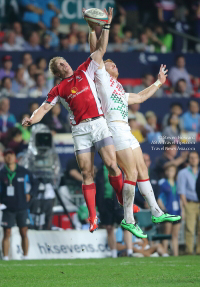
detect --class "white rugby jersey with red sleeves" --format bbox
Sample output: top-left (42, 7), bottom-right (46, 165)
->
top-left (46, 57), bottom-right (103, 125)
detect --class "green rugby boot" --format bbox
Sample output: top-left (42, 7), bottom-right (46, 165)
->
top-left (152, 213), bottom-right (181, 224)
top-left (120, 219), bottom-right (147, 239)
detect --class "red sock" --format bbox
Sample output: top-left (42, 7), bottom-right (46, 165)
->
top-left (82, 183), bottom-right (96, 220)
top-left (108, 172), bottom-right (123, 195)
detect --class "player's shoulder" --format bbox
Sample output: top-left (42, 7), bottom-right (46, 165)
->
top-left (48, 84), bottom-right (60, 96)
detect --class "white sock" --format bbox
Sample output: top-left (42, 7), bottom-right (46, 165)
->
top-left (127, 249), bottom-right (133, 256)
top-left (22, 255), bottom-right (28, 260)
top-left (111, 249), bottom-right (117, 258)
top-left (3, 256), bottom-right (9, 261)
top-left (137, 179), bottom-right (163, 217)
top-left (123, 180), bottom-right (136, 224)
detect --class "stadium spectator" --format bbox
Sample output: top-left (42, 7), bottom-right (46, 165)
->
top-left (23, 31), bottom-right (41, 51)
top-left (162, 113), bottom-right (180, 142)
top-left (128, 103), bottom-right (147, 126)
top-left (0, 97), bottom-right (16, 133)
top-left (145, 111), bottom-right (162, 143)
top-left (27, 63), bottom-right (37, 88)
top-left (1, 127), bottom-right (25, 154)
top-left (116, 227), bottom-right (168, 257)
top-left (36, 57), bottom-right (54, 91)
top-left (154, 22), bottom-right (173, 53)
top-left (78, 31), bottom-right (90, 52)
top-left (162, 102), bottom-right (183, 129)
top-left (19, 0), bottom-right (44, 34)
top-left (47, 16), bottom-right (60, 48)
top-left (173, 79), bottom-right (191, 98)
top-left (40, 33), bottom-right (53, 51)
top-left (2, 31), bottom-right (24, 51)
top-left (29, 73), bottom-right (48, 98)
top-left (68, 34), bottom-right (79, 52)
top-left (177, 151), bottom-right (200, 255)
top-left (16, 113), bottom-right (31, 142)
top-left (168, 55), bottom-right (192, 92)
top-left (13, 22), bottom-right (26, 47)
top-left (29, 101), bottom-right (39, 115)
top-left (65, 156), bottom-right (82, 189)
top-left (0, 149), bottom-right (38, 260)
top-left (155, 142), bottom-right (188, 179)
top-left (156, 0), bottom-right (176, 22)
top-left (133, 73), bottom-right (163, 98)
top-left (59, 34), bottom-right (69, 51)
top-left (43, 103), bottom-right (70, 134)
top-left (40, 0), bottom-right (60, 29)
top-left (0, 146), bottom-right (4, 169)
top-left (0, 55), bottom-right (15, 81)
top-left (181, 100), bottom-right (200, 132)
top-left (128, 115), bottom-right (145, 143)
top-left (21, 53), bottom-right (33, 82)
top-left (96, 164), bottom-right (133, 258)
top-left (196, 170), bottom-right (200, 202)
top-left (12, 67), bottom-right (28, 96)
top-left (158, 165), bottom-right (181, 256)
top-left (69, 22), bottom-right (79, 36)
top-left (0, 77), bottom-right (15, 97)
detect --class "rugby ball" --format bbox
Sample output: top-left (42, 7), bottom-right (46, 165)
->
top-left (84, 8), bottom-right (108, 26)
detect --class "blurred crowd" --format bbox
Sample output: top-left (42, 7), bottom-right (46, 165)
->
top-left (1, 1), bottom-right (200, 53)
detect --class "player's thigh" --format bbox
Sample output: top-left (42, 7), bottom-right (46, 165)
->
top-left (16, 210), bottom-right (29, 228)
top-left (164, 222), bottom-right (173, 234)
top-left (98, 143), bottom-right (117, 166)
top-left (116, 147), bottom-right (137, 178)
top-left (76, 152), bottom-right (95, 174)
top-left (1, 210), bottom-right (15, 229)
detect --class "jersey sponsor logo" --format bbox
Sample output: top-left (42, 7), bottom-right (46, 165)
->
top-left (71, 87), bottom-right (78, 94)
top-left (17, 178), bottom-right (24, 182)
top-left (69, 87), bottom-right (89, 99)
top-left (76, 76), bottom-right (83, 82)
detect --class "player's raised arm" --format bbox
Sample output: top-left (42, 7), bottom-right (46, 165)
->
top-left (22, 102), bottom-right (52, 127)
top-left (128, 65), bottom-right (168, 105)
top-left (89, 7), bottom-right (113, 65)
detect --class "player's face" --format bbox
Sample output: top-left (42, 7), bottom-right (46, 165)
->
top-left (56, 59), bottom-right (73, 78)
top-left (105, 62), bottom-right (119, 79)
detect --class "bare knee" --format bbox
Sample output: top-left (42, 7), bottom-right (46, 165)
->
top-left (105, 160), bottom-right (119, 176)
top-left (106, 225), bottom-right (114, 234)
top-left (137, 163), bottom-right (148, 179)
top-left (124, 168), bottom-right (138, 182)
top-left (19, 228), bottom-right (28, 239)
top-left (81, 170), bottom-right (94, 184)
top-left (3, 228), bottom-right (11, 239)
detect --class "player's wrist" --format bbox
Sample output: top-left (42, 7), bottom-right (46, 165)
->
top-left (103, 23), bottom-right (111, 30)
top-left (153, 79), bottom-right (162, 88)
top-left (89, 26), bottom-right (95, 33)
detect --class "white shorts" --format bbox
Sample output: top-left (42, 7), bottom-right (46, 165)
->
top-left (108, 122), bottom-right (140, 151)
top-left (72, 117), bottom-right (113, 154)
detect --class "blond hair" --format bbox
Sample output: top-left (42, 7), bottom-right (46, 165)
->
top-left (49, 57), bottom-right (64, 76)
top-left (104, 59), bottom-right (114, 64)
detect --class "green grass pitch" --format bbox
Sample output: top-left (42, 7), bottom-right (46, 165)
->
top-left (0, 256), bottom-right (199, 287)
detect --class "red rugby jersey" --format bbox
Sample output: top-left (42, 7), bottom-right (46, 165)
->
top-left (46, 57), bottom-right (103, 125)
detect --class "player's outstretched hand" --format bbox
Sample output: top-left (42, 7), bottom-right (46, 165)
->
top-left (104, 7), bottom-right (113, 24)
top-left (158, 64), bottom-right (168, 84)
top-left (82, 8), bottom-right (97, 30)
top-left (22, 117), bottom-right (32, 127)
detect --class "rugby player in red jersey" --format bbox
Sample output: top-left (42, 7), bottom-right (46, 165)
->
top-left (22, 8), bottom-right (125, 233)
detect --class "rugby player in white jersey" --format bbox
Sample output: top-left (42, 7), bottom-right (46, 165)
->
top-left (86, 16), bottom-right (181, 238)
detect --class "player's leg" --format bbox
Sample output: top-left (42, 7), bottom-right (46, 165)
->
top-left (98, 144), bottom-right (124, 202)
top-left (1, 210), bottom-right (15, 260)
top-left (171, 222), bottom-right (181, 256)
top-left (17, 210), bottom-right (30, 258)
top-left (19, 227), bottom-right (29, 257)
top-left (2, 228), bottom-right (11, 260)
top-left (105, 225), bottom-right (117, 258)
top-left (124, 230), bottom-right (134, 256)
top-left (162, 222), bottom-right (172, 254)
top-left (116, 147), bottom-right (137, 224)
top-left (76, 151), bottom-right (97, 228)
top-left (133, 147), bottom-right (181, 223)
